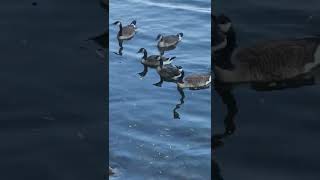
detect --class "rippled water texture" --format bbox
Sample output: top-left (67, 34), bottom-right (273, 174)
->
top-left (213, 0), bottom-right (320, 179)
top-left (109, 0), bottom-right (211, 179)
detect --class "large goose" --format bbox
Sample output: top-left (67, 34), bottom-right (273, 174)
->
top-left (177, 71), bottom-right (211, 89)
top-left (113, 20), bottom-right (137, 40)
top-left (137, 48), bottom-right (175, 67)
top-left (213, 14), bottom-right (320, 83)
top-left (156, 33), bottom-right (183, 48)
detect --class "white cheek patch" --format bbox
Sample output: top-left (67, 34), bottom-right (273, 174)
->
top-left (218, 22), bottom-right (232, 33)
top-left (205, 76), bottom-right (211, 85)
top-left (314, 44), bottom-right (320, 65)
top-left (173, 74), bottom-right (182, 79)
top-left (164, 59), bottom-right (172, 65)
top-left (178, 35), bottom-right (182, 41)
top-left (212, 38), bottom-right (227, 51)
top-left (305, 44), bottom-right (320, 72)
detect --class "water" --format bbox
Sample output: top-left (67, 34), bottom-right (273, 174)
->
top-left (109, 0), bottom-right (211, 179)
top-left (0, 1), bottom-right (107, 179)
top-left (213, 0), bottom-right (320, 179)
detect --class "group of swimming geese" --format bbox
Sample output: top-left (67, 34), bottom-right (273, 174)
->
top-left (112, 14), bottom-right (320, 89)
top-left (108, 13), bottom-right (320, 176)
top-left (112, 20), bottom-right (212, 89)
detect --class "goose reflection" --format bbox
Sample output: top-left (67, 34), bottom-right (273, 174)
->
top-left (138, 64), bottom-right (149, 77)
top-left (158, 45), bottom-right (178, 56)
top-left (114, 45), bottom-right (124, 56)
top-left (212, 134), bottom-right (226, 180)
top-left (173, 87), bottom-right (185, 119)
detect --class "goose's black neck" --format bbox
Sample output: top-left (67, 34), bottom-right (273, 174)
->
top-left (143, 49), bottom-right (147, 59)
top-left (159, 58), bottom-right (164, 69)
top-left (178, 70), bottom-right (185, 83)
top-left (214, 28), bottom-right (237, 70)
top-left (118, 23), bottom-right (123, 36)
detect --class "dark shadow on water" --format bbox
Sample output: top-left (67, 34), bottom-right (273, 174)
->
top-left (88, 32), bottom-right (108, 49)
top-left (212, 74), bottom-right (320, 179)
top-left (86, 32), bottom-right (108, 59)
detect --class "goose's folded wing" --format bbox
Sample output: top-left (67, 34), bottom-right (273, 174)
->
top-left (235, 39), bottom-right (319, 66)
top-left (185, 74), bottom-right (210, 84)
top-left (164, 35), bottom-right (178, 44)
top-left (122, 26), bottom-right (135, 36)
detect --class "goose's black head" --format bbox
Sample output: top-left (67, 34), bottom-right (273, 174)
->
top-left (213, 14), bottom-right (236, 70)
top-left (156, 34), bottom-right (163, 41)
top-left (130, 20), bottom-right (137, 28)
top-left (177, 33), bottom-right (183, 41)
top-left (137, 48), bottom-right (147, 59)
top-left (178, 70), bottom-right (185, 83)
top-left (217, 14), bottom-right (232, 33)
top-left (131, 20), bottom-right (137, 25)
top-left (216, 14), bottom-right (237, 48)
top-left (137, 48), bottom-right (146, 53)
top-left (112, 21), bottom-right (121, 26)
top-left (157, 56), bottom-right (164, 67)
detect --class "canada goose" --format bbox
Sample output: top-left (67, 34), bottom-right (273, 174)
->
top-left (113, 20), bottom-right (137, 41)
top-left (137, 48), bottom-right (175, 67)
top-left (154, 57), bottom-right (183, 87)
top-left (156, 33), bottom-right (183, 48)
top-left (177, 71), bottom-right (211, 89)
top-left (213, 15), bottom-right (320, 83)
